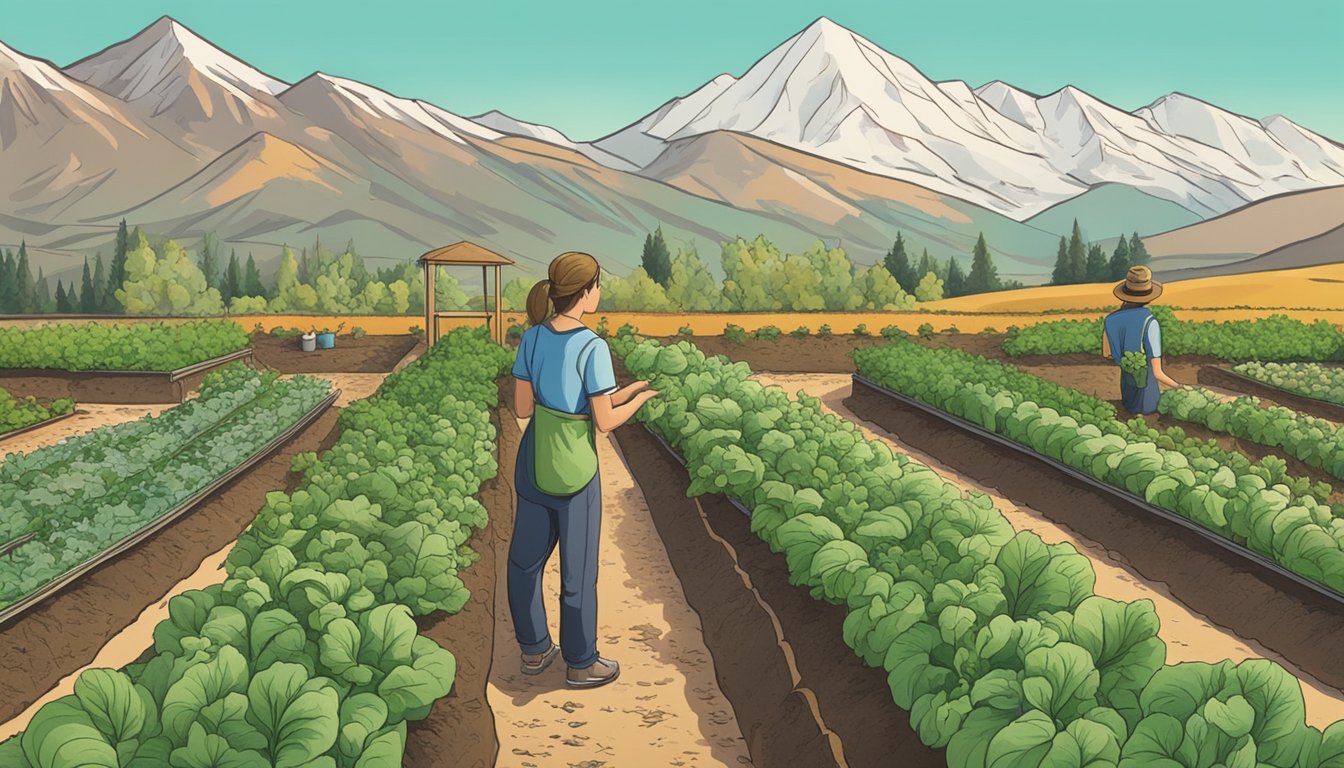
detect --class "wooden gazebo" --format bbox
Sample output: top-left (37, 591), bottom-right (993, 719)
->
top-left (418, 241), bottom-right (514, 346)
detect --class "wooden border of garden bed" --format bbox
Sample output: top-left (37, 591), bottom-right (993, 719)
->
top-left (0, 410), bottom-right (78, 445)
top-left (1199, 365), bottom-right (1344, 423)
top-left (0, 349), bottom-right (254, 404)
top-left (0, 387), bottom-right (339, 629)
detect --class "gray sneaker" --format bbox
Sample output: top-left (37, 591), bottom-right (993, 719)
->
top-left (520, 643), bottom-right (560, 675)
top-left (566, 656), bottom-right (620, 689)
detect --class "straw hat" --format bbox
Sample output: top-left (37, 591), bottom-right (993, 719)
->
top-left (1113, 265), bottom-right (1163, 303)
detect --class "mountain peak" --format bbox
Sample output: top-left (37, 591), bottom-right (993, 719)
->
top-left (65, 15), bottom-right (288, 111)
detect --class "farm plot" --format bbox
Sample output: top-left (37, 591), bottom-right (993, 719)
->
top-left (612, 330), bottom-right (1344, 768)
top-left (0, 320), bottom-right (254, 403)
top-left (0, 364), bottom-right (334, 620)
top-left (1198, 363), bottom-right (1344, 424)
top-left (0, 327), bottom-right (512, 767)
top-left (0, 387), bottom-right (74, 441)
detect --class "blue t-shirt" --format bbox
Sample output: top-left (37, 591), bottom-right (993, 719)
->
top-left (1103, 307), bottom-right (1163, 363)
top-left (511, 323), bottom-right (617, 415)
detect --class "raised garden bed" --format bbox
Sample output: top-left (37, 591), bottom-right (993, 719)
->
top-left (0, 348), bottom-right (254, 403)
top-left (845, 373), bottom-right (1344, 692)
top-left (0, 397), bottom-right (342, 725)
top-left (0, 409), bottom-right (77, 444)
top-left (1200, 365), bottom-right (1344, 423)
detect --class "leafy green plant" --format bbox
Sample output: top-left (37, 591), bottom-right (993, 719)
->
top-left (852, 323), bottom-right (869, 337)
top-left (1004, 310), bottom-right (1344, 362)
top-left (753, 325), bottom-right (782, 341)
top-left (507, 323), bottom-right (526, 341)
top-left (594, 316), bottom-right (609, 337)
top-left (723, 323), bottom-right (748, 344)
top-left (880, 325), bottom-right (909, 341)
top-left (944, 324), bottom-right (960, 335)
top-left (817, 324), bottom-right (832, 337)
top-left (789, 326), bottom-right (810, 339)
top-left (1234, 361), bottom-right (1344, 405)
top-left (271, 326), bottom-right (304, 339)
top-left (0, 321), bottom-right (249, 371)
top-left (0, 365), bottom-right (332, 611)
top-left (678, 324), bottom-right (695, 337)
top-left (0, 389), bottom-right (74, 436)
top-left (408, 325), bottom-right (425, 339)
top-left (917, 322), bottom-right (935, 339)
top-left (351, 326), bottom-right (368, 339)
top-left (0, 328), bottom-right (513, 766)
top-left (1121, 350), bottom-right (1149, 387)
top-left (854, 341), bottom-right (1344, 598)
top-left (612, 333), bottom-right (1344, 767)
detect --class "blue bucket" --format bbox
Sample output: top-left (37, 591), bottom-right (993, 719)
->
top-left (316, 332), bottom-right (336, 349)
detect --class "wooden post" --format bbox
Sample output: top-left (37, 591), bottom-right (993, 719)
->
top-left (424, 262), bottom-right (436, 346)
top-left (494, 265), bottom-right (503, 345)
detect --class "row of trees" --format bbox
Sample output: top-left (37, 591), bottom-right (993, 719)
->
top-left (1050, 221), bottom-right (1151, 285)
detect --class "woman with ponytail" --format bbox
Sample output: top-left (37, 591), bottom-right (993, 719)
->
top-left (508, 251), bottom-right (659, 689)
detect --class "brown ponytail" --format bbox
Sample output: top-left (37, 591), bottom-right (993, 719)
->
top-left (525, 252), bottom-right (601, 327)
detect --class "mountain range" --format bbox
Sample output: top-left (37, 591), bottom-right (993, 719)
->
top-left (2, 15), bottom-right (1342, 287)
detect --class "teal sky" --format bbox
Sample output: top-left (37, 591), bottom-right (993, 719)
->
top-left (4, 0), bottom-right (1341, 140)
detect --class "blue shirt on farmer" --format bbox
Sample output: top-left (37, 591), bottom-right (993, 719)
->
top-left (511, 323), bottom-right (617, 415)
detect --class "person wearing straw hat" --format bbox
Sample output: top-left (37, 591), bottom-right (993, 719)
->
top-left (1101, 265), bottom-right (1182, 414)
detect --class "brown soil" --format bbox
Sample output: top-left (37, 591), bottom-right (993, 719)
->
top-left (404, 395), bottom-right (514, 768)
top-left (844, 377), bottom-right (1344, 695)
top-left (759, 373), bottom-right (1344, 728)
top-left (0, 406), bottom-right (341, 725)
top-left (250, 333), bottom-right (420, 373)
top-left (1200, 366), bottom-right (1344, 424)
top-left (0, 371), bottom-right (183, 403)
top-left (613, 424), bottom-right (941, 767)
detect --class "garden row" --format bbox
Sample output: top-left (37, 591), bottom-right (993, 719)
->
top-left (0, 388), bottom-right (73, 439)
top-left (613, 331), bottom-right (1344, 768)
top-left (0, 364), bottom-right (332, 617)
top-left (0, 328), bottom-right (512, 767)
top-left (1002, 309), bottom-right (1344, 362)
top-left (1234, 362), bottom-right (1344, 408)
top-left (0, 320), bottom-right (250, 371)
top-left (852, 341), bottom-right (1344, 599)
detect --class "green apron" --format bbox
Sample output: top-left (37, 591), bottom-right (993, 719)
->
top-left (532, 403), bottom-right (598, 496)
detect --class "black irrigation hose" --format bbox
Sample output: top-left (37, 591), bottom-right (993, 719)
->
top-left (0, 388), bottom-right (341, 628)
top-left (850, 373), bottom-right (1344, 610)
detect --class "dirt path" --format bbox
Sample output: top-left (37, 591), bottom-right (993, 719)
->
top-left (0, 404), bottom-right (170, 456)
top-left (755, 373), bottom-right (1344, 729)
top-left (487, 418), bottom-right (751, 768)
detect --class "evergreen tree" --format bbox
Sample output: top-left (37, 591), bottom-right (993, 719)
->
top-left (883, 232), bottom-right (918, 294)
top-left (299, 245), bottom-right (311, 285)
top-left (14, 243), bottom-right (36, 314)
top-left (35, 267), bottom-right (52, 313)
top-left (640, 227), bottom-right (672, 287)
top-left (1086, 244), bottom-right (1109, 282)
top-left (1128, 232), bottom-right (1150, 265)
top-left (1108, 237), bottom-right (1131, 280)
top-left (108, 219), bottom-right (130, 314)
top-left (80, 257), bottom-right (97, 313)
top-left (200, 232), bottom-right (220, 289)
top-left (916, 249), bottom-right (936, 283)
top-left (55, 281), bottom-right (72, 313)
top-left (92, 254), bottom-right (108, 312)
top-left (243, 253), bottom-right (266, 297)
top-left (0, 249), bottom-right (13, 312)
top-left (1067, 221), bottom-right (1087, 285)
top-left (945, 256), bottom-right (967, 298)
top-left (222, 250), bottom-right (242, 304)
top-left (965, 233), bottom-right (1001, 294)
top-left (1050, 236), bottom-right (1070, 285)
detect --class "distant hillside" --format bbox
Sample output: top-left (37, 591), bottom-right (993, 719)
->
top-left (1026, 184), bottom-right (1203, 241)
top-left (1154, 223), bottom-right (1344, 282)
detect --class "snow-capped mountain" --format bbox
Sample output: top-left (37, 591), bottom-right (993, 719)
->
top-left (66, 17), bottom-right (287, 117)
top-left (593, 17), bottom-right (1344, 221)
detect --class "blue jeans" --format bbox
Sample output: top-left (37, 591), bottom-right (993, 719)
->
top-left (508, 422), bottom-right (602, 668)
